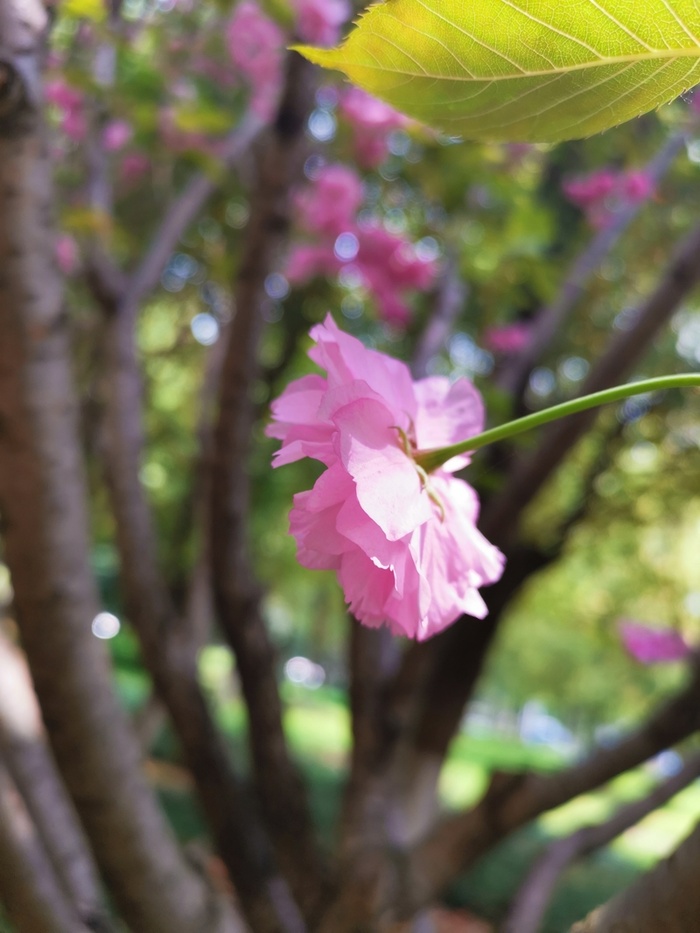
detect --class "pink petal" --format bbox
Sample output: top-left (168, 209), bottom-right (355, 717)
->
top-left (414, 377), bottom-right (484, 471)
top-left (309, 315), bottom-right (417, 421)
top-left (333, 397), bottom-right (434, 541)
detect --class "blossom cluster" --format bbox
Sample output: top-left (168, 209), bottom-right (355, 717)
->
top-left (226, 1), bottom-right (285, 120)
top-left (267, 315), bottom-right (504, 640)
top-left (483, 322), bottom-right (532, 355)
top-left (339, 87), bottom-right (409, 168)
top-left (286, 164), bottom-right (437, 327)
top-left (618, 620), bottom-right (691, 665)
top-left (45, 79), bottom-right (87, 141)
top-left (562, 168), bottom-right (654, 228)
top-left (226, 0), bottom-right (349, 120)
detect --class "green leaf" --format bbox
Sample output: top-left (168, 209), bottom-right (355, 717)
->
top-left (295, 0), bottom-right (700, 142)
top-left (62, 0), bottom-right (107, 21)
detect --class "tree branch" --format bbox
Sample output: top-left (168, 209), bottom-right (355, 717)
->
top-left (98, 133), bottom-right (301, 933)
top-left (81, 46), bottom-right (309, 933)
top-left (399, 663), bottom-right (700, 915)
top-left (123, 112), bottom-right (263, 312)
top-left (503, 749), bottom-right (700, 933)
top-left (209, 51), bottom-right (327, 924)
top-left (0, 764), bottom-right (92, 933)
top-left (412, 255), bottom-right (468, 379)
top-left (571, 816), bottom-right (700, 932)
top-left (0, 31), bottom-right (240, 932)
top-left (382, 216), bottom-right (700, 826)
top-left (338, 622), bottom-right (402, 856)
top-left (0, 632), bottom-right (109, 929)
top-left (498, 130), bottom-right (687, 401)
top-left (482, 219), bottom-right (700, 548)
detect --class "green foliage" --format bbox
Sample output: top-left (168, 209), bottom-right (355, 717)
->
top-left (298, 0), bottom-right (700, 142)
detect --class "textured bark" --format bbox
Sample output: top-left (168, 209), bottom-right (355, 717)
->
top-left (209, 52), bottom-right (326, 925)
top-left (0, 14), bottom-right (240, 932)
top-left (503, 750), bottom-right (700, 933)
top-left (570, 818), bottom-right (700, 933)
top-left (0, 633), bottom-right (108, 929)
top-left (0, 765), bottom-right (91, 933)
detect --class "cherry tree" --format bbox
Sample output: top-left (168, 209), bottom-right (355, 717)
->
top-left (0, 1), bottom-right (700, 931)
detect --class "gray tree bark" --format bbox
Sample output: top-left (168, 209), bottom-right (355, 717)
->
top-left (0, 4), bottom-right (239, 930)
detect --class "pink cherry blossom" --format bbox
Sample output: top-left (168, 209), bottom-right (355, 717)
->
top-left (562, 168), bottom-right (655, 228)
top-left (102, 119), bottom-right (132, 152)
top-left (45, 79), bottom-right (83, 112)
top-left (287, 164), bottom-right (437, 327)
top-left (226, 1), bottom-right (284, 120)
top-left (291, 0), bottom-right (349, 46)
top-left (618, 620), bottom-right (691, 665)
top-left (295, 164), bottom-right (364, 235)
top-left (483, 323), bottom-right (531, 355)
top-left (45, 78), bottom-right (86, 141)
top-left (621, 170), bottom-right (654, 202)
top-left (340, 87), bottom-right (409, 167)
top-left (267, 315), bottom-right (505, 640)
top-left (562, 169), bottom-right (617, 207)
top-left (120, 152), bottom-right (150, 184)
top-left (55, 234), bottom-right (79, 276)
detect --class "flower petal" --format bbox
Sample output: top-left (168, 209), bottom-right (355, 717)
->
top-left (414, 377), bottom-right (484, 471)
top-left (310, 314), bottom-right (417, 421)
top-left (333, 396), bottom-right (434, 540)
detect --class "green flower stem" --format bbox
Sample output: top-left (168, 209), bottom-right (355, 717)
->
top-left (414, 374), bottom-right (700, 473)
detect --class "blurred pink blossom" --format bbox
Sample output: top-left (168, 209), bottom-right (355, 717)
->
top-left (226, 1), bottom-right (284, 120)
top-left (292, 0), bottom-right (349, 46)
top-left (267, 315), bottom-right (504, 639)
top-left (562, 169), bottom-right (617, 207)
top-left (563, 168), bottom-right (655, 228)
top-left (102, 119), bottom-right (132, 152)
top-left (619, 620), bottom-right (691, 665)
top-left (45, 79), bottom-right (83, 112)
top-left (295, 164), bottom-right (364, 235)
top-left (287, 164), bottom-right (437, 326)
top-left (483, 323), bottom-right (531, 355)
top-left (55, 234), bottom-right (79, 275)
top-left (621, 170), bottom-right (655, 202)
top-left (120, 152), bottom-right (150, 184)
top-left (45, 79), bottom-right (86, 141)
top-left (340, 87), bottom-right (409, 167)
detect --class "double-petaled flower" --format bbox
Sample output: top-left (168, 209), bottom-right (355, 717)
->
top-left (267, 315), bottom-right (504, 640)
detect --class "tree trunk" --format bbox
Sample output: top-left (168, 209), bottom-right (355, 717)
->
top-left (0, 8), bottom-right (237, 931)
